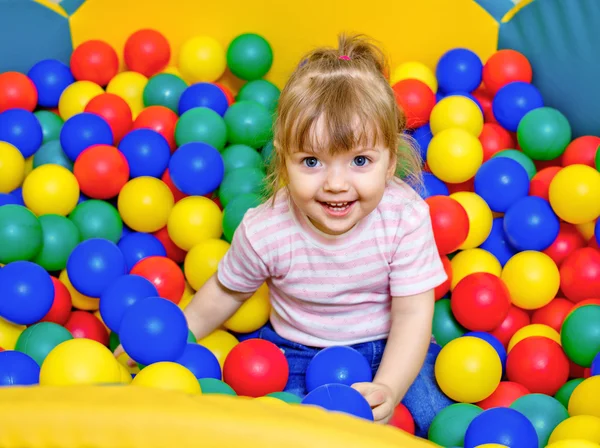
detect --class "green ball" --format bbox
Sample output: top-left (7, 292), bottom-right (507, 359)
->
top-left (554, 378), bottom-right (584, 409)
top-left (221, 144), bottom-right (264, 173)
top-left (34, 110), bottom-right (64, 144)
top-left (432, 298), bottom-right (466, 347)
top-left (261, 140), bottom-right (274, 167)
top-left (187, 329), bottom-right (197, 343)
top-left (198, 378), bottom-right (237, 395)
top-left (560, 304), bottom-right (600, 367)
top-left (143, 73), bottom-right (188, 113)
top-left (510, 393), bottom-right (569, 448)
top-left (0, 204), bottom-right (43, 264)
top-left (218, 167), bottom-right (266, 208)
top-left (222, 193), bottom-right (263, 242)
top-left (428, 403), bottom-right (483, 446)
top-left (32, 214), bottom-right (81, 271)
top-left (33, 140), bottom-right (73, 171)
top-left (109, 331), bottom-right (120, 352)
top-left (266, 391), bottom-right (302, 404)
top-left (517, 107), bottom-right (572, 161)
top-left (492, 149), bottom-right (537, 179)
top-left (175, 107), bottom-right (227, 151)
top-left (15, 322), bottom-right (73, 366)
top-left (237, 80), bottom-right (280, 114)
top-left (227, 33), bottom-right (273, 81)
top-left (224, 100), bottom-right (273, 149)
top-left (68, 199), bottom-right (123, 243)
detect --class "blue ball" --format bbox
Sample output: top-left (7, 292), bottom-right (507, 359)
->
top-left (464, 407), bottom-right (538, 448)
top-left (118, 129), bottom-right (171, 178)
top-left (66, 238), bottom-right (127, 298)
top-left (419, 172), bottom-right (450, 199)
top-left (0, 261), bottom-right (54, 325)
top-left (474, 157), bottom-right (530, 213)
top-left (492, 82), bottom-right (544, 132)
top-left (119, 296), bottom-right (189, 366)
top-left (503, 196), bottom-right (560, 251)
top-left (595, 219), bottom-right (600, 248)
top-left (231, 330), bottom-right (261, 342)
top-left (60, 112), bottom-right (113, 161)
top-left (0, 351), bottom-right (40, 385)
top-left (176, 343), bottom-right (222, 380)
top-left (9, 187), bottom-right (24, 206)
top-left (412, 123), bottom-right (433, 160)
top-left (479, 218), bottom-right (519, 267)
top-left (27, 59), bottom-right (75, 108)
top-left (0, 193), bottom-right (20, 207)
top-left (464, 331), bottom-right (507, 375)
top-left (168, 141), bottom-right (225, 196)
top-left (178, 82), bottom-right (229, 116)
top-left (0, 108), bottom-right (43, 158)
top-left (302, 384), bottom-right (374, 421)
top-left (99, 274), bottom-right (159, 333)
top-left (32, 140), bottom-right (73, 171)
top-left (436, 48), bottom-right (483, 94)
top-left (591, 351), bottom-right (600, 376)
top-left (117, 232), bottom-right (167, 271)
top-left (305, 346), bottom-right (372, 393)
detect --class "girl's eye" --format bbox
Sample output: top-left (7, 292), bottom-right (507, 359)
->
top-left (353, 156), bottom-right (369, 167)
top-left (303, 157), bottom-right (320, 168)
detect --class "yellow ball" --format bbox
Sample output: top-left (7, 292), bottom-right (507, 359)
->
top-left (198, 329), bottom-right (238, 369)
top-left (178, 281), bottom-right (195, 311)
top-left (161, 66), bottom-right (187, 82)
top-left (549, 165), bottom-right (600, 225)
top-left (450, 248), bottom-right (502, 290)
top-left (569, 376), bottom-right (600, 419)
top-left (23, 156), bottom-right (34, 178)
top-left (106, 71), bottom-right (148, 119)
top-left (58, 80), bottom-right (104, 120)
top-left (224, 283), bottom-right (271, 333)
top-left (390, 61), bottom-right (438, 93)
top-left (183, 239), bottom-right (230, 290)
top-left (576, 220), bottom-right (596, 241)
top-left (507, 323), bottom-right (561, 352)
top-left (131, 361), bottom-right (201, 394)
top-left (117, 361), bottom-right (133, 384)
top-left (178, 36), bottom-right (227, 83)
top-left (118, 177), bottom-right (174, 233)
top-left (167, 196), bottom-right (223, 251)
top-left (427, 128), bottom-right (484, 184)
top-left (449, 192), bottom-right (493, 249)
top-left (40, 338), bottom-right (121, 385)
top-left (430, 95), bottom-right (484, 136)
top-left (0, 142), bottom-right (25, 193)
top-left (59, 269), bottom-right (99, 311)
top-left (547, 441), bottom-right (600, 448)
top-left (548, 415), bottom-right (600, 445)
top-left (501, 251), bottom-right (559, 310)
top-left (434, 336), bottom-right (502, 403)
top-left (0, 316), bottom-right (26, 350)
top-left (476, 445), bottom-right (509, 448)
top-left (22, 164), bottom-right (80, 216)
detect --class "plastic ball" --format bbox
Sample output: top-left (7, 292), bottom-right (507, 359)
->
top-left (178, 82), bottom-right (228, 116)
top-left (430, 95), bottom-right (484, 136)
top-left (482, 49), bottom-right (533, 95)
top-left (58, 80), bottom-right (104, 121)
top-left (530, 167), bottom-right (562, 202)
top-left (132, 105), bottom-right (178, 150)
top-left (223, 100), bottom-right (272, 149)
top-left (493, 149), bottom-right (537, 180)
top-left (65, 310), bottom-right (109, 345)
top-left (450, 248), bottom-right (502, 290)
top-left (175, 343), bottom-right (221, 380)
top-left (432, 298), bottom-right (466, 347)
top-left (427, 128), bottom-right (483, 184)
top-left (0, 108), bottom-right (42, 159)
top-left (428, 403), bottom-right (483, 447)
top-left (34, 110), bottom-right (64, 144)
top-left (59, 269), bottom-right (99, 311)
top-left (0, 71), bottom-right (38, 112)
top-left (391, 61), bottom-right (438, 92)
top-left (0, 350), bottom-right (40, 385)
top-left (508, 324), bottom-right (561, 353)
top-left (510, 393), bottom-right (569, 448)
top-left (118, 177), bottom-right (174, 233)
top-left (388, 403), bottom-right (415, 434)
top-left (168, 142), bottom-right (225, 196)
top-left (562, 136), bottom-right (600, 168)
top-left (118, 128), bottom-right (170, 178)
top-left (124, 29), bottom-right (170, 77)
top-left (70, 40), bottom-right (118, 87)
top-left (33, 140), bottom-right (72, 171)
top-left (198, 329), bottom-right (238, 369)
top-left (449, 192), bottom-right (493, 249)
top-left (175, 106), bottom-right (227, 150)
top-left (222, 193), bottom-right (262, 242)
top-left (198, 378), bottom-right (236, 395)
top-left (23, 164), bottom-right (80, 216)
top-left (518, 107), bottom-right (571, 161)
top-left (0, 142), bottom-right (25, 193)
top-left (464, 407), bottom-right (538, 448)
top-left (236, 79), bottom-right (280, 115)
top-left (549, 165), bottom-right (600, 225)
top-left (474, 157), bottom-right (530, 213)
top-left (167, 196), bottom-right (223, 252)
top-left (130, 256), bottom-right (185, 305)
top-left (0, 205), bottom-right (42, 264)
top-left (223, 283), bottom-right (271, 334)
top-left (561, 305), bottom-right (600, 367)
top-left (60, 112), bottom-right (114, 162)
top-left (117, 232), bottom-right (167, 272)
top-left (142, 73), bottom-right (187, 114)
top-left (412, 124), bottom-right (433, 162)
top-left (33, 214), bottom-right (80, 272)
top-left (218, 167), bottom-right (266, 208)
top-left (305, 346), bottom-right (372, 393)
top-left (475, 381), bottom-right (529, 410)
top-left (74, 145), bottom-right (129, 199)
top-left (302, 383), bottom-right (373, 421)
top-left (84, 93), bottom-right (133, 145)
top-left (69, 199), bottom-right (122, 243)
top-left (479, 122), bottom-right (516, 161)
top-left (503, 196), bottom-right (560, 251)
top-left (492, 81), bottom-right (544, 132)
top-left (178, 36), bottom-right (227, 83)
top-left (392, 79), bottom-right (436, 129)
top-left (436, 48), bottom-right (483, 94)
top-left (479, 218), bottom-right (518, 267)
top-left (16, 322), bottom-right (72, 368)
top-left (227, 33), bottom-right (273, 81)
top-left (559, 248), bottom-right (600, 302)
top-left (568, 376), bottom-right (600, 418)
top-left (39, 338), bottom-right (120, 385)
top-left (434, 336), bottom-right (502, 403)
top-left (554, 379), bottom-right (584, 410)
top-left (531, 298), bottom-right (574, 333)
top-left (547, 415), bottom-right (600, 445)
top-left (183, 238), bottom-right (229, 290)
top-left (106, 71), bottom-right (148, 119)
top-left (39, 277), bottom-right (72, 326)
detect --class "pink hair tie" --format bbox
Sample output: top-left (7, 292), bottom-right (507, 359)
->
top-left (339, 55), bottom-right (351, 61)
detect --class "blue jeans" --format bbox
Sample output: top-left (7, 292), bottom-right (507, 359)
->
top-left (256, 324), bottom-right (454, 438)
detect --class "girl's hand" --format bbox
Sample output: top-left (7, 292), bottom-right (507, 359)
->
top-left (113, 344), bottom-right (137, 367)
top-left (351, 382), bottom-right (397, 424)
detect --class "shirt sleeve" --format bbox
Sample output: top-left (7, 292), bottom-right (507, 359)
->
top-left (217, 217), bottom-right (270, 293)
top-left (389, 200), bottom-right (448, 297)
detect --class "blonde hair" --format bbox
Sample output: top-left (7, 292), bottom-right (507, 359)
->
top-left (264, 33), bottom-right (423, 202)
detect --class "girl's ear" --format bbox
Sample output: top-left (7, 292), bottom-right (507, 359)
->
top-left (386, 150), bottom-right (397, 181)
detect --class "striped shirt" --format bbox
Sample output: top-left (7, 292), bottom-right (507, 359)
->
top-left (217, 179), bottom-right (447, 347)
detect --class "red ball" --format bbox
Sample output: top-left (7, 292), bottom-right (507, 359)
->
top-left (161, 168), bottom-right (188, 203)
top-left (388, 403), bottom-right (415, 434)
top-left (133, 105), bottom-right (178, 151)
top-left (542, 223), bottom-right (585, 267)
top-left (124, 29), bottom-right (171, 77)
top-left (482, 49), bottom-right (533, 96)
top-left (434, 254), bottom-right (452, 300)
top-left (560, 247), bottom-right (600, 302)
top-left (64, 310), bottom-right (109, 346)
top-left (479, 122), bottom-right (516, 162)
top-left (506, 336), bottom-right (570, 395)
top-left (531, 298), bottom-right (574, 333)
top-left (392, 79), bottom-right (436, 129)
top-left (451, 273), bottom-right (511, 331)
top-left (471, 86), bottom-right (496, 124)
top-left (223, 339), bottom-right (289, 397)
top-left (571, 297), bottom-right (600, 311)
top-left (562, 136), bottom-right (600, 168)
top-left (214, 83), bottom-right (235, 106)
top-left (490, 305), bottom-right (531, 348)
top-left (74, 145), bottom-right (130, 199)
top-left (425, 196), bottom-right (470, 254)
top-left (0, 72), bottom-right (37, 112)
top-left (529, 167), bottom-right (562, 202)
top-left (70, 40), bottom-right (119, 87)
top-left (152, 226), bottom-right (187, 263)
top-left (38, 276), bottom-right (72, 326)
top-left (445, 177), bottom-right (475, 194)
top-left (130, 256), bottom-right (185, 304)
top-left (84, 93), bottom-right (133, 144)
top-left (475, 381), bottom-right (530, 410)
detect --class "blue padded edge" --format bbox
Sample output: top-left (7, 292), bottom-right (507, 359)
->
top-left (59, 0), bottom-right (86, 16)
top-left (473, 0), bottom-right (516, 22)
